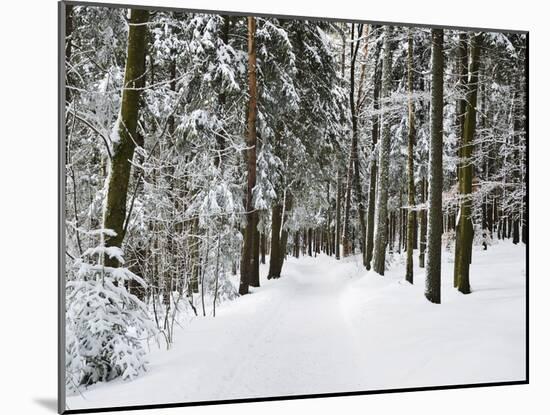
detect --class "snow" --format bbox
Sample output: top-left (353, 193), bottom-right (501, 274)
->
top-left (66, 240), bottom-right (526, 411)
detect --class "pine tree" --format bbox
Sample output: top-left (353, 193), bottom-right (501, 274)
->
top-left (365, 41), bottom-right (382, 271)
top-left (239, 16), bottom-right (258, 295)
top-left (425, 28), bottom-right (444, 304)
top-left (372, 26), bottom-right (393, 275)
top-left (454, 33), bottom-right (482, 295)
top-left (405, 28), bottom-right (416, 284)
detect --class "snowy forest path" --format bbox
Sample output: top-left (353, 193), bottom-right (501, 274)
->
top-left (66, 243), bottom-right (526, 410)
top-left (213, 256), bottom-right (371, 398)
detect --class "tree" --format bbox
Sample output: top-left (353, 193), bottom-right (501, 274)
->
top-left (342, 23), bottom-right (367, 259)
top-left (372, 26), bottom-right (393, 275)
top-left (405, 28), bottom-right (416, 284)
top-left (365, 40), bottom-right (382, 271)
top-left (425, 28), bottom-right (444, 304)
top-left (454, 33), bottom-right (482, 295)
top-left (239, 16), bottom-right (258, 295)
top-left (103, 9), bottom-right (149, 267)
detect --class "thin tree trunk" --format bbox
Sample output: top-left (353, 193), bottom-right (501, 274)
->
top-left (260, 232), bottom-right (266, 264)
top-left (335, 170), bottom-right (342, 259)
top-left (406, 32), bottom-right (416, 286)
top-left (250, 220), bottom-right (260, 287)
top-left (294, 231), bottom-right (300, 258)
top-left (454, 33), bottom-right (481, 295)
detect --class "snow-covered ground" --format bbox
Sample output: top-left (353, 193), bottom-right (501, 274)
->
top-left (66, 241), bottom-right (526, 411)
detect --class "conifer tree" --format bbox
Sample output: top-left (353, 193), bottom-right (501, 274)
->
top-left (425, 28), bottom-right (444, 304)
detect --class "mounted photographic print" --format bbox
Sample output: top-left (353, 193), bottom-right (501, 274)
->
top-left (59, 1), bottom-right (528, 413)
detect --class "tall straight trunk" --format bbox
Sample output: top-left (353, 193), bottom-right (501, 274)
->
top-left (268, 194), bottom-right (292, 278)
top-left (512, 76), bottom-right (522, 245)
top-left (335, 170), bottom-right (342, 259)
top-left (103, 9), bottom-right (149, 267)
top-left (454, 33), bottom-right (481, 295)
top-left (239, 17), bottom-right (258, 295)
top-left (419, 177), bottom-right (427, 267)
top-left (190, 218), bottom-right (200, 293)
top-left (342, 159), bottom-right (353, 257)
top-left (260, 232), bottom-right (266, 264)
top-left (250, 221), bottom-right (260, 287)
top-left (353, 26), bottom-right (368, 263)
top-left (453, 33), bottom-right (469, 285)
top-left (397, 190), bottom-right (402, 254)
top-left (405, 31), bottom-right (416, 283)
top-left (343, 24), bottom-right (365, 258)
top-left (326, 182), bottom-right (332, 256)
top-left (365, 64), bottom-right (381, 270)
top-left (372, 26), bottom-right (393, 275)
top-left (268, 204), bottom-right (283, 279)
top-left (455, 33), bottom-right (468, 179)
top-left (425, 28), bottom-right (444, 304)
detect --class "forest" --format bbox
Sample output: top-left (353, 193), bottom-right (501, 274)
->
top-left (63, 4), bottom-right (527, 408)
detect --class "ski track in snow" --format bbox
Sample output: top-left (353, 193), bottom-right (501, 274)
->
top-left (66, 241), bottom-right (526, 410)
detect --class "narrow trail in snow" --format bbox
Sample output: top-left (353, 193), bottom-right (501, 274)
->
top-left (215, 258), bottom-right (370, 398)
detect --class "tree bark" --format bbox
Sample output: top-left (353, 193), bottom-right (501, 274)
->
top-left (260, 232), bottom-right (266, 264)
top-left (419, 177), bottom-right (427, 268)
top-left (335, 170), bottom-right (342, 259)
top-left (453, 33), bottom-right (468, 285)
top-left (268, 193), bottom-right (292, 278)
top-left (372, 26), bottom-right (393, 275)
top-left (405, 30), bottom-right (415, 284)
top-left (425, 28), bottom-right (444, 304)
top-left (103, 9), bottom-right (149, 267)
top-left (365, 53), bottom-right (381, 270)
top-left (454, 33), bottom-right (481, 295)
top-left (239, 17), bottom-right (258, 295)
top-left (268, 204), bottom-right (283, 279)
top-left (342, 24), bottom-right (365, 258)
top-left (250, 219), bottom-right (260, 287)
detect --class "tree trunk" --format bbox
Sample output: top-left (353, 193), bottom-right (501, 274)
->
top-left (365, 41), bottom-right (382, 271)
top-left (419, 177), bottom-right (427, 268)
top-left (405, 30), bottom-right (415, 284)
top-left (260, 232), bottom-right (266, 264)
top-left (268, 193), bottom-right (292, 278)
top-left (103, 9), bottom-right (149, 268)
top-left (512, 75), bottom-right (523, 245)
top-left (351, 25), bottom-right (368, 264)
top-left (372, 26), bottom-right (393, 275)
top-left (453, 33), bottom-right (468, 284)
top-left (425, 28), bottom-right (444, 304)
top-left (335, 170), bottom-right (342, 259)
top-left (239, 17), bottom-right (258, 295)
top-left (250, 220), bottom-right (260, 287)
top-left (268, 204), bottom-right (283, 279)
top-left (454, 33), bottom-right (481, 295)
